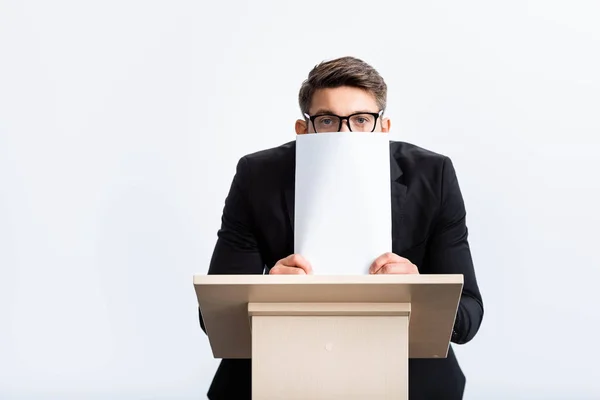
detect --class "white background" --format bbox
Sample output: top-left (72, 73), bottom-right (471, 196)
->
top-left (1, 0), bottom-right (599, 398)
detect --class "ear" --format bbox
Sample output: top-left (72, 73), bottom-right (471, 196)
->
top-left (381, 117), bottom-right (391, 133)
top-left (295, 119), bottom-right (308, 135)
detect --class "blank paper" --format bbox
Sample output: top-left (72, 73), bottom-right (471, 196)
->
top-left (294, 132), bottom-right (392, 275)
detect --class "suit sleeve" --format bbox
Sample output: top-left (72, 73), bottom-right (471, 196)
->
top-left (199, 156), bottom-right (266, 334)
top-left (425, 156), bottom-right (484, 344)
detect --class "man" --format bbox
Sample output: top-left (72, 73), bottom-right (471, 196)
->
top-left (199, 56), bottom-right (484, 399)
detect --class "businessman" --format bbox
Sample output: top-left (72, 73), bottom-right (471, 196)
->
top-left (199, 56), bottom-right (484, 399)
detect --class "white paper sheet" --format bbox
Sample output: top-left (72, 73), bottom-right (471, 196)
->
top-left (294, 132), bottom-right (392, 275)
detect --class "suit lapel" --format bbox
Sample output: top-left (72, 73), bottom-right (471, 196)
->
top-left (283, 146), bottom-right (296, 232)
top-left (391, 178), bottom-right (407, 243)
top-left (284, 185), bottom-right (295, 232)
top-left (390, 143), bottom-right (407, 245)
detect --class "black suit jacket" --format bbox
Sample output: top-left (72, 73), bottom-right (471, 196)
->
top-left (200, 140), bottom-right (484, 399)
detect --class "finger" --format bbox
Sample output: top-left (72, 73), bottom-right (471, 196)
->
top-left (374, 262), bottom-right (419, 275)
top-left (280, 254), bottom-right (313, 274)
top-left (369, 252), bottom-right (395, 274)
top-left (269, 265), bottom-right (307, 275)
top-left (369, 252), bottom-right (407, 274)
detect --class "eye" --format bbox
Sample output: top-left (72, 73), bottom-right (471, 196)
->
top-left (351, 114), bottom-right (372, 125)
top-left (316, 116), bottom-right (337, 126)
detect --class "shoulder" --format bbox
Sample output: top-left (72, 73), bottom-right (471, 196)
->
top-left (391, 140), bottom-right (448, 165)
top-left (234, 140), bottom-right (295, 185)
top-left (390, 140), bottom-right (452, 177)
top-left (243, 140), bottom-right (296, 166)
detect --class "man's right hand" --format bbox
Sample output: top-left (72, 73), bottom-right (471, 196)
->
top-left (269, 254), bottom-right (313, 275)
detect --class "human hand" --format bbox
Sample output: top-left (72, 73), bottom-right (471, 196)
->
top-left (269, 254), bottom-right (313, 275)
top-left (369, 252), bottom-right (419, 274)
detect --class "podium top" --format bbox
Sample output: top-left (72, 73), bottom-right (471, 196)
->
top-left (194, 274), bottom-right (463, 359)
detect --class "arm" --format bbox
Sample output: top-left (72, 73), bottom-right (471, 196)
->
top-left (425, 156), bottom-right (484, 344)
top-left (199, 156), bottom-right (265, 334)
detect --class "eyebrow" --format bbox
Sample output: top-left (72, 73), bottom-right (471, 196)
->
top-left (310, 108), bottom-right (335, 115)
top-left (310, 109), bottom-right (377, 116)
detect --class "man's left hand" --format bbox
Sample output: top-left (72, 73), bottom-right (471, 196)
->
top-left (369, 252), bottom-right (419, 274)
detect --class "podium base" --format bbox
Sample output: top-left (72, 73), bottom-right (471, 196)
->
top-left (249, 302), bottom-right (410, 400)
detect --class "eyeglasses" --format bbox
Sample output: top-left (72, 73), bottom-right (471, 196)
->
top-left (304, 110), bottom-right (384, 133)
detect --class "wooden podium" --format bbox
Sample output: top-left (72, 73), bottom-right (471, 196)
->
top-left (194, 274), bottom-right (463, 400)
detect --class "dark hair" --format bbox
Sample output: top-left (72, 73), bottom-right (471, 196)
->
top-left (298, 56), bottom-right (387, 115)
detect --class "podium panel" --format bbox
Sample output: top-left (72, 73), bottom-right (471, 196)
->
top-left (250, 302), bottom-right (410, 399)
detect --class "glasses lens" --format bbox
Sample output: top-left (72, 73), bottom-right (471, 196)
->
top-left (314, 115), bottom-right (340, 132)
top-left (349, 114), bottom-right (376, 132)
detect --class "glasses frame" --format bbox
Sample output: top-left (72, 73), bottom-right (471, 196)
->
top-left (303, 110), bottom-right (384, 133)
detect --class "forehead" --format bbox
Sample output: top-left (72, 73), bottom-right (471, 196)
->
top-left (309, 86), bottom-right (379, 115)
